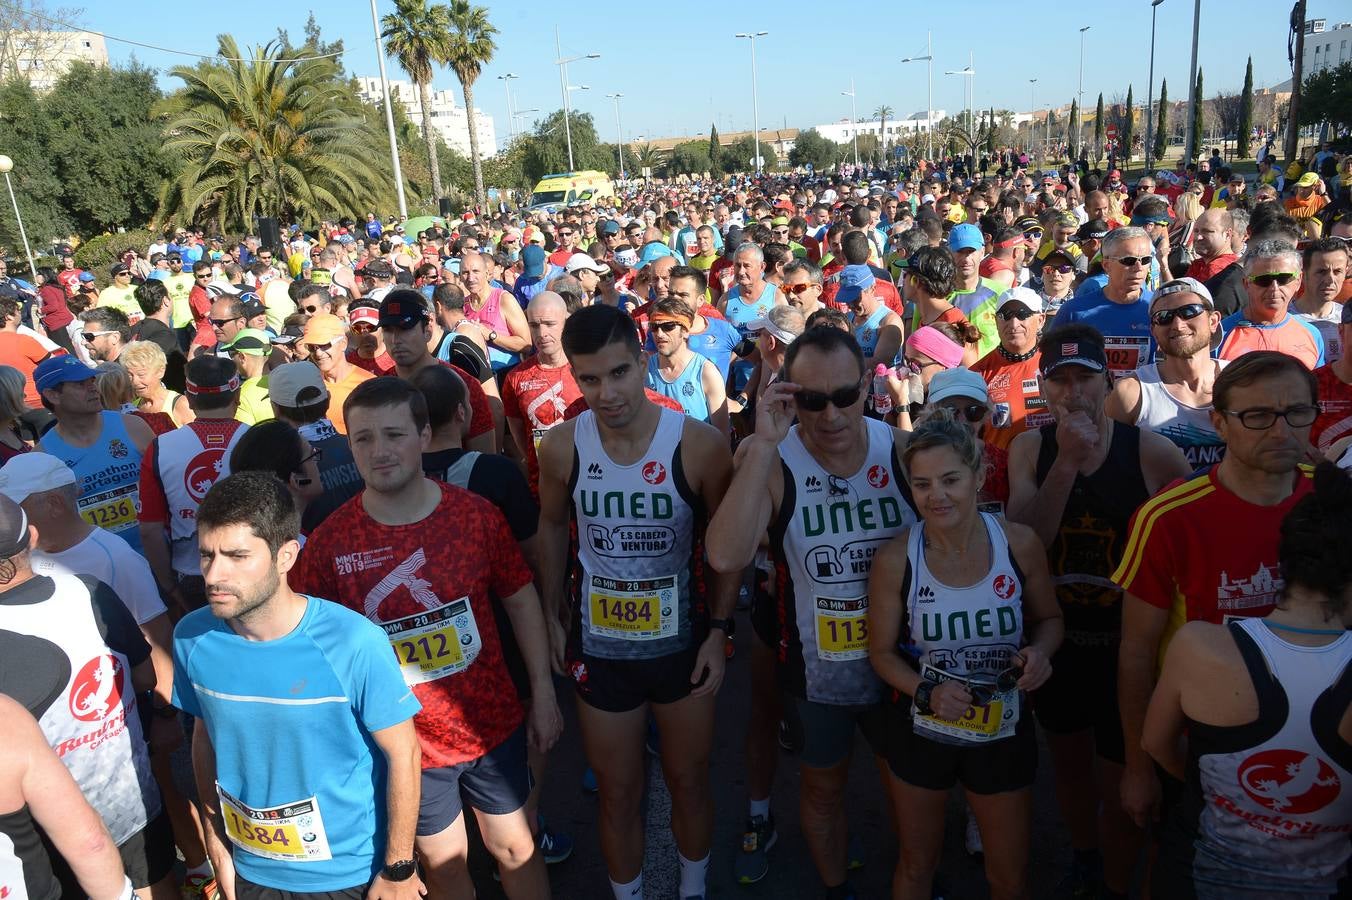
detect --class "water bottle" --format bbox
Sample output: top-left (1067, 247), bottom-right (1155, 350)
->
top-left (872, 363), bottom-right (893, 416)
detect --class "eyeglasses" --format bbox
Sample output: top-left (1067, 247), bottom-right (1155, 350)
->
top-left (1042, 263), bottom-right (1074, 275)
top-left (1247, 271), bottom-right (1300, 288)
top-left (114, 271), bottom-right (131, 278)
top-left (209, 316), bottom-right (243, 328)
top-left (941, 402), bottom-right (988, 423)
top-left (1220, 404), bottom-right (1318, 430)
top-left (305, 342), bottom-right (336, 355)
top-left (793, 380), bottom-right (865, 412)
top-left (297, 447), bottom-right (324, 469)
top-left (996, 306), bottom-right (1038, 321)
top-left (195, 273), bottom-right (212, 279)
top-left (1109, 255), bottom-right (1153, 268)
top-left (785, 282), bottom-right (818, 295)
top-left (81, 330), bottom-right (117, 342)
top-left (168, 260), bottom-right (183, 266)
top-left (350, 322), bottom-right (376, 334)
top-left (905, 358), bottom-right (942, 374)
top-left (301, 304), bottom-right (325, 314)
top-left (1149, 303), bottom-right (1209, 326)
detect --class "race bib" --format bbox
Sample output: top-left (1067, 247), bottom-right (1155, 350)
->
top-left (218, 786), bottom-right (332, 862)
top-left (588, 574), bottom-right (677, 641)
top-left (78, 484), bottom-right (139, 532)
top-left (382, 598), bottom-right (482, 685)
top-left (532, 428), bottom-right (549, 452)
top-left (814, 595), bottom-right (869, 661)
top-left (1103, 336), bottom-right (1149, 373)
top-left (911, 662), bottom-right (1019, 744)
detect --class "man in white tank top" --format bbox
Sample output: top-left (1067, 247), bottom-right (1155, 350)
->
top-left (1106, 277), bottom-right (1227, 468)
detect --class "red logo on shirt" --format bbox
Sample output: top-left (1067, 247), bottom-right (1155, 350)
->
top-left (867, 465), bottom-right (889, 488)
top-left (68, 655), bottom-right (125, 722)
top-left (1237, 749), bottom-right (1341, 814)
top-left (992, 574), bottom-right (1016, 600)
top-left (641, 461), bottom-right (667, 485)
top-left (184, 448), bottom-right (227, 502)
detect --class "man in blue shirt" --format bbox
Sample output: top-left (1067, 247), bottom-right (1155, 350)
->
top-left (1053, 227), bottom-right (1157, 376)
top-left (173, 472), bottom-right (423, 899)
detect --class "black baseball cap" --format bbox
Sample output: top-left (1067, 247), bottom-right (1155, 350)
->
top-left (377, 289), bottom-right (430, 329)
top-left (1038, 336), bottom-right (1107, 376)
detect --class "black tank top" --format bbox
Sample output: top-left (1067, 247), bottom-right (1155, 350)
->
top-left (1034, 421), bottom-right (1149, 645)
top-left (0, 804), bottom-right (60, 900)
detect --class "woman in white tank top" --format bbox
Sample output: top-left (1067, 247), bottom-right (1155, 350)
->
top-left (869, 408), bottom-right (1064, 900)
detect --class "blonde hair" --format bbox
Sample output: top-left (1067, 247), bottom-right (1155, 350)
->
top-left (0, 366), bottom-right (26, 424)
top-left (94, 362), bottom-right (134, 410)
top-left (118, 341), bottom-right (167, 376)
top-left (1174, 192), bottom-right (1204, 224)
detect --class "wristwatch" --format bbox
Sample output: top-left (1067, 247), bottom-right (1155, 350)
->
top-left (912, 680), bottom-right (936, 716)
top-left (383, 859), bottom-right (417, 882)
top-left (709, 617), bottom-right (736, 638)
top-left (487, 329), bottom-right (498, 343)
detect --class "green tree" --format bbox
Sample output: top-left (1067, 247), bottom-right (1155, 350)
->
top-left (156, 36), bottom-right (399, 232)
top-left (1067, 99), bottom-right (1079, 159)
top-left (726, 135), bottom-right (779, 173)
top-left (707, 123), bottom-right (722, 175)
top-left (0, 78), bottom-right (68, 252)
top-left (519, 110), bottom-right (613, 184)
top-left (1299, 61), bottom-right (1352, 131)
top-left (1154, 78), bottom-right (1169, 160)
top-left (874, 104), bottom-right (893, 162)
top-left (1094, 93), bottom-right (1105, 162)
top-left (444, 0), bottom-right (497, 211)
top-left (666, 140), bottom-right (711, 176)
top-left (1123, 84), bottom-right (1135, 160)
top-left (1191, 68), bottom-right (1204, 158)
top-left (788, 128), bottom-right (840, 171)
top-left (381, 0), bottom-right (452, 201)
top-left (1237, 57), bottom-right (1254, 158)
top-left (276, 12), bottom-right (344, 57)
top-left (632, 142), bottom-right (662, 176)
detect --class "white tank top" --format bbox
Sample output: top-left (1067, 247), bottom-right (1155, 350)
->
top-left (151, 420), bottom-right (248, 575)
top-left (1130, 362), bottom-right (1227, 467)
top-left (903, 513), bottom-right (1025, 744)
top-left (570, 407), bottom-right (699, 660)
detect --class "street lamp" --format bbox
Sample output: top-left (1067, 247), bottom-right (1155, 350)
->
top-left (605, 93), bottom-right (626, 180)
top-left (841, 78), bottom-right (860, 169)
top-left (1076, 26), bottom-right (1090, 158)
top-left (945, 54), bottom-right (975, 153)
top-left (497, 73), bottom-right (518, 143)
top-left (369, 0), bottom-right (407, 216)
top-left (900, 32), bottom-right (933, 161)
top-left (1029, 79), bottom-right (1038, 162)
top-left (734, 31), bottom-right (769, 175)
top-left (1145, 0), bottom-right (1166, 174)
top-left (554, 27), bottom-right (599, 172)
top-left (0, 156), bottom-right (37, 283)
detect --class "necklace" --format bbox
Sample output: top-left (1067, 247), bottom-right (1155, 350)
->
top-left (997, 345), bottom-right (1037, 362)
top-left (1264, 620), bottom-right (1347, 637)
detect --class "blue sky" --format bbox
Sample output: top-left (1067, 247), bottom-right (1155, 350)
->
top-left (83, 0), bottom-right (1343, 145)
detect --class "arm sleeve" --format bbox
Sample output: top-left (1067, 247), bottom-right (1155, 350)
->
top-left (86, 578), bottom-right (151, 666)
top-left (346, 617), bottom-right (421, 733)
top-left (137, 441), bottom-right (169, 524)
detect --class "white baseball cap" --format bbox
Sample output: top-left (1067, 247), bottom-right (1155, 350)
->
top-left (0, 452), bottom-right (76, 504)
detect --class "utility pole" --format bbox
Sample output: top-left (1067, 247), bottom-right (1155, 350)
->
top-left (1145, 0), bottom-right (1165, 174)
top-left (1182, 0), bottom-right (1202, 165)
top-left (1286, 0), bottom-right (1306, 166)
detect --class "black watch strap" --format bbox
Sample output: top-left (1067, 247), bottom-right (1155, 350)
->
top-left (383, 859), bottom-right (417, 882)
top-left (912, 680), bottom-right (935, 716)
top-left (709, 617), bottom-right (735, 637)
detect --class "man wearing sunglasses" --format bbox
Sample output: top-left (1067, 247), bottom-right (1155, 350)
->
top-left (706, 325), bottom-right (915, 897)
top-left (1051, 227), bottom-right (1156, 377)
top-left (973, 287), bottom-right (1050, 453)
top-left (79, 307), bottom-right (130, 365)
top-left (644, 300), bottom-right (729, 436)
top-left (1217, 239), bottom-right (1325, 370)
top-left (1106, 278), bottom-right (1226, 467)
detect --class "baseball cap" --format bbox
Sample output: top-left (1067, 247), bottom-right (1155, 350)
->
top-left (835, 265), bottom-right (876, 304)
top-left (521, 244), bottom-right (546, 278)
top-left (996, 286), bottom-right (1045, 313)
top-left (565, 252), bottom-right (608, 275)
top-left (378, 289), bottom-right (430, 329)
top-left (636, 242), bottom-right (677, 270)
top-left (1076, 219), bottom-right (1110, 241)
top-left (0, 452), bottom-right (76, 504)
top-left (1296, 172), bottom-right (1320, 188)
top-left (34, 355), bottom-right (97, 393)
top-left (1043, 246), bottom-right (1077, 267)
top-left (364, 258), bottom-right (394, 278)
top-left (925, 368), bottom-right (990, 406)
top-left (185, 355), bottom-right (241, 396)
top-left (1152, 277), bottom-right (1215, 310)
top-left (921, 193), bottom-right (936, 204)
top-left (745, 307), bottom-right (804, 345)
top-left (239, 296), bottom-right (267, 321)
top-left (1038, 336), bottom-right (1108, 376)
top-left (600, 220), bottom-right (621, 235)
top-left (271, 323), bottom-right (304, 345)
top-left (268, 362), bottom-right (330, 408)
top-left (301, 312), bottom-right (348, 345)
top-left (77, 271), bottom-right (95, 283)
top-left (948, 223), bottom-right (984, 253)
top-left (349, 305), bottom-right (380, 328)
top-left (110, 262), bottom-right (130, 276)
top-left (614, 248), bottom-right (639, 269)
top-left (222, 328), bottom-right (272, 356)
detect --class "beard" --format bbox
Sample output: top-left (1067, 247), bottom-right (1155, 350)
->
top-left (209, 565), bottom-right (280, 624)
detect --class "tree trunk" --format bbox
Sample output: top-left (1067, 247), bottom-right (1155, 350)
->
top-left (462, 80), bottom-right (486, 212)
top-left (418, 79), bottom-right (443, 201)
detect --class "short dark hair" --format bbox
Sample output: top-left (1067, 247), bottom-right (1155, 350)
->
top-left (781, 325), bottom-right (866, 383)
top-left (410, 364), bottom-right (467, 430)
top-left (80, 307), bottom-right (132, 342)
top-left (842, 231), bottom-right (871, 265)
top-left (561, 303), bottom-right (641, 360)
top-left (135, 279), bottom-right (170, 318)
top-left (804, 308), bottom-right (851, 332)
top-left (1304, 236), bottom-right (1351, 269)
top-left (432, 282), bottom-right (465, 312)
top-left (343, 376), bottom-right (429, 434)
top-left (197, 470), bottom-right (299, 556)
top-left (1279, 462), bottom-right (1352, 614)
top-left (296, 283), bottom-right (330, 305)
top-left (230, 420), bottom-right (307, 486)
top-left (907, 246), bottom-right (955, 297)
top-left (1213, 350), bottom-right (1318, 413)
top-left (668, 265), bottom-right (706, 296)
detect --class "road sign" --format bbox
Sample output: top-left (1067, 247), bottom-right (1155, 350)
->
top-left (1106, 124), bottom-right (1119, 140)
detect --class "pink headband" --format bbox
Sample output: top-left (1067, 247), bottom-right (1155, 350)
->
top-left (905, 326), bottom-right (965, 370)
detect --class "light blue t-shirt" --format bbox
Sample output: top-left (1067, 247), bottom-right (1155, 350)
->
top-left (172, 596), bottom-right (420, 892)
top-left (646, 353), bottom-right (712, 423)
top-left (1052, 284), bottom-right (1156, 372)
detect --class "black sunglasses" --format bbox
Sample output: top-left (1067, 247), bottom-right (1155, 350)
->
top-left (1042, 263), bottom-right (1074, 275)
top-left (943, 402), bottom-right (988, 424)
top-left (1150, 303), bottom-right (1209, 326)
top-left (209, 316), bottom-right (243, 328)
top-left (652, 321), bottom-right (684, 333)
top-left (1110, 255), bottom-right (1153, 268)
top-left (1247, 271), bottom-right (1300, 288)
top-left (793, 380), bottom-right (865, 412)
top-left (996, 306), bottom-right (1038, 321)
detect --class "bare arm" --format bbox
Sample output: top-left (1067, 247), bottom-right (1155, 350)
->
top-left (1104, 375), bottom-right (1143, 426)
top-left (867, 315), bottom-right (905, 370)
top-left (1006, 522), bottom-right (1063, 688)
top-left (1005, 429), bottom-right (1074, 547)
top-left (1140, 430), bottom-right (1192, 493)
top-left (1141, 624), bottom-right (1198, 781)
top-left (122, 414), bottom-right (155, 455)
top-left (501, 585), bottom-right (563, 753)
top-left (867, 532), bottom-right (922, 697)
top-left (701, 358), bottom-right (729, 437)
top-left (193, 723), bottom-right (237, 900)
top-left (685, 419), bottom-right (738, 699)
top-left (1118, 592), bottom-right (1172, 826)
top-left (535, 422), bottom-right (576, 674)
top-left (492, 298), bottom-right (532, 353)
top-left (366, 718), bottom-right (423, 900)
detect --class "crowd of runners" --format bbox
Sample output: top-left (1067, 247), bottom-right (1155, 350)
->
top-left (0, 142), bottom-right (1351, 900)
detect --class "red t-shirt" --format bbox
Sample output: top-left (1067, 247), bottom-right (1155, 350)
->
top-left (1112, 465), bottom-right (1314, 660)
top-left (1311, 363), bottom-right (1352, 454)
top-left (338, 358), bottom-right (492, 441)
top-left (972, 349), bottom-right (1050, 452)
top-left (0, 332), bottom-right (50, 407)
top-left (708, 257), bottom-right (735, 302)
top-left (295, 483), bottom-right (530, 767)
top-left (188, 285), bottom-right (215, 349)
top-left (502, 359), bottom-right (582, 496)
top-left (348, 350), bottom-right (395, 375)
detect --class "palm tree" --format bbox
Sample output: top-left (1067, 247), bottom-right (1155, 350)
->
top-left (873, 104), bottom-right (893, 165)
top-left (633, 142), bottom-right (662, 176)
top-left (155, 36), bottom-right (397, 231)
top-left (444, 0), bottom-right (497, 212)
top-left (381, 0), bottom-right (452, 202)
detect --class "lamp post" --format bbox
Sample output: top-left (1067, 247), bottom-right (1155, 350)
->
top-left (945, 55), bottom-right (975, 153)
top-left (605, 93), bottom-right (626, 180)
top-left (1076, 26), bottom-right (1090, 157)
top-left (900, 32), bottom-right (933, 161)
top-left (497, 73), bottom-right (518, 143)
top-left (1029, 79), bottom-right (1038, 162)
top-left (1145, 0), bottom-right (1166, 174)
top-left (842, 78), bottom-right (860, 169)
top-left (555, 27), bottom-right (599, 172)
top-left (734, 31), bottom-right (769, 175)
top-left (369, 0), bottom-right (407, 217)
top-left (0, 156), bottom-right (37, 283)
top-left (1182, 0), bottom-right (1202, 166)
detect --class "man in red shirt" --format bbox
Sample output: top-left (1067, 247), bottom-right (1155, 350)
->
top-left (295, 377), bottom-right (562, 900)
top-left (186, 260), bottom-right (216, 354)
top-left (972, 287), bottom-right (1049, 451)
top-left (0, 292), bottom-right (52, 407)
top-left (346, 302), bottom-right (395, 375)
top-left (502, 291), bottom-right (579, 497)
top-left (1311, 302), bottom-right (1352, 456)
top-left (547, 223), bottom-right (580, 268)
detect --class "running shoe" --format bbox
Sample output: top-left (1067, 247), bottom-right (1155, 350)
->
top-left (580, 766), bottom-right (598, 793)
top-left (181, 872), bottom-right (218, 900)
top-left (733, 813), bottom-right (777, 884)
top-left (1054, 853), bottom-right (1102, 899)
top-left (536, 819), bottom-right (574, 865)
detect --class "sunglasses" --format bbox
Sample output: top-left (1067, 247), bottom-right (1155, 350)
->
top-left (967, 666), bottom-right (1025, 706)
top-left (305, 342), bottom-right (335, 354)
top-left (209, 316), bottom-right (243, 328)
top-left (785, 282), bottom-right (817, 295)
top-left (942, 402), bottom-right (988, 423)
top-left (1109, 255), bottom-right (1153, 268)
top-left (1247, 271), bottom-right (1299, 287)
top-left (996, 306), bottom-right (1038, 321)
top-left (1042, 263), bottom-right (1074, 275)
top-left (1150, 302), bottom-right (1209, 326)
top-left (350, 322), bottom-right (376, 334)
top-left (195, 273), bottom-right (212, 279)
top-left (81, 330), bottom-right (117, 342)
top-left (652, 321), bottom-right (685, 334)
top-left (793, 380), bottom-right (865, 412)
top-left (302, 304), bottom-right (326, 314)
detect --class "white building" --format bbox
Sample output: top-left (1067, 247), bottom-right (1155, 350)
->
top-left (1304, 19), bottom-right (1352, 76)
top-left (0, 30), bottom-right (107, 92)
top-left (812, 109), bottom-right (946, 145)
top-left (355, 76), bottom-right (497, 158)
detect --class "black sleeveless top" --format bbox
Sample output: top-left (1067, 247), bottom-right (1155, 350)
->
top-left (1034, 421), bottom-right (1149, 645)
top-left (0, 804), bottom-right (60, 900)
